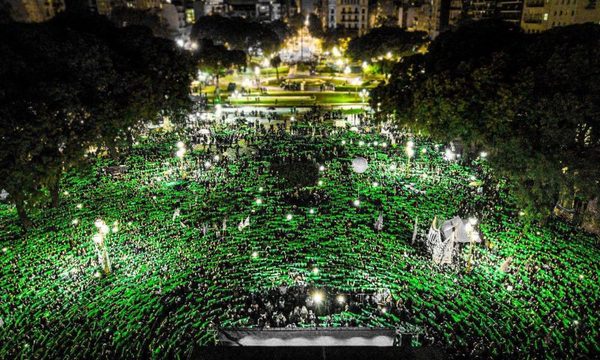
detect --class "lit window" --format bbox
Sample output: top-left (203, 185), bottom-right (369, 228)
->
top-left (543, 13), bottom-right (548, 20)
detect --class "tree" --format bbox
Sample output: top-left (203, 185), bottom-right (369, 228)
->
top-left (372, 20), bottom-right (600, 222)
top-left (196, 40), bottom-right (247, 89)
top-left (0, 12), bottom-right (195, 229)
top-left (109, 6), bottom-right (170, 38)
top-left (346, 26), bottom-right (428, 62)
top-left (270, 55), bottom-right (282, 80)
top-left (191, 15), bottom-right (283, 56)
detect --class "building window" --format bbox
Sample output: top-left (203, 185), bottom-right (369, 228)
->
top-left (543, 13), bottom-right (548, 20)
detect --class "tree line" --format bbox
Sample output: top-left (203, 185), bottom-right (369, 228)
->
top-left (0, 11), bottom-right (196, 229)
top-left (372, 20), bottom-right (600, 227)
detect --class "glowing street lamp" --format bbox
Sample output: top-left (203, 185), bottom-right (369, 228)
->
top-left (312, 290), bottom-right (324, 304)
top-left (359, 88), bottom-right (369, 102)
top-left (254, 66), bottom-right (261, 90)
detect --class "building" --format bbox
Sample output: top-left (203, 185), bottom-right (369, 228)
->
top-left (8, 0), bottom-right (65, 22)
top-left (467, 0), bottom-right (523, 25)
top-left (255, 0), bottom-right (282, 21)
top-left (521, 0), bottom-right (600, 33)
top-left (88, 0), bottom-right (122, 15)
top-left (322, 0), bottom-right (369, 34)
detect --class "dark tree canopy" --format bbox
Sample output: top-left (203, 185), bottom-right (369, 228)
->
top-left (196, 39), bottom-right (247, 87)
top-left (346, 26), bottom-right (428, 61)
top-left (372, 21), bottom-right (600, 220)
top-left (109, 6), bottom-right (170, 38)
top-left (0, 12), bottom-right (195, 229)
top-left (271, 160), bottom-right (320, 190)
top-left (191, 15), bottom-right (282, 55)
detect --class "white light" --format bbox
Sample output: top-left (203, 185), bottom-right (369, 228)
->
top-left (318, 180), bottom-right (323, 186)
top-left (63, 191), bottom-right (69, 196)
top-left (381, 142), bottom-right (387, 148)
top-left (259, 187), bottom-right (264, 192)
top-left (204, 161), bottom-right (211, 168)
top-left (72, 219), bottom-right (79, 225)
top-left (256, 198), bottom-right (263, 205)
top-left (312, 267), bottom-right (319, 274)
top-left (319, 165), bottom-right (325, 171)
top-left (176, 38), bottom-right (184, 48)
top-left (252, 251), bottom-right (259, 258)
top-left (421, 148), bottom-right (427, 154)
top-left (406, 148), bottom-right (415, 158)
top-left (336, 294), bottom-right (345, 304)
top-left (407, 140), bottom-right (414, 148)
top-left (507, 285), bottom-right (513, 291)
top-left (313, 291), bottom-right (323, 303)
top-left (372, 181), bottom-right (379, 187)
top-left (444, 148), bottom-right (456, 161)
top-left (93, 234), bottom-right (103, 244)
top-left (358, 141), bottom-right (365, 146)
top-left (381, 307), bottom-right (387, 313)
top-left (341, 140), bottom-right (346, 145)
top-left (519, 211), bottom-right (526, 216)
top-left (76, 203), bottom-right (83, 209)
top-left (176, 141), bottom-right (185, 149)
top-left (95, 219), bottom-right (105, 228)
top-left (309, 208), bottom-right (315, 214)
top-left (286, 214), bottom-right (293, 220)
top-left (99, 224), bottom-right (110, 235)
top-left (480, 151), bottom-right (488, 158)
top-left (94, 271), bottom-right (101, 278)
top-left (353, 199), bottom-right (361, 207)
top-left (2, 247), bottom-right (7, 253)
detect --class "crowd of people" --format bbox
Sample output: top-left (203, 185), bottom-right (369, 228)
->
top-left (0, 111), bottom-right (598, 359)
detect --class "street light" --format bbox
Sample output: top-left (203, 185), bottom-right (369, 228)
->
top-left (359, 88), bottom-right (369, 102)
top-left (254, 66), bottom-right (261, 90)
top-left (351, 77), bottom-right (361, 97)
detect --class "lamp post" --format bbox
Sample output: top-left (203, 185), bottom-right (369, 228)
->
top-left (359, 88), bottom-right (369, 103)
top-left (351, 77), bottom-right (361, 98)
top-left (254, 66), bottom-right (261, 91)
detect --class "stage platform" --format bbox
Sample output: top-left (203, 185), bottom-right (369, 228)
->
top-left (219, 327), bottom-right (398, 347)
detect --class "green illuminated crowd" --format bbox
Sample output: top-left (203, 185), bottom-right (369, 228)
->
top-left (0, 116), bottom-right (598, 359)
